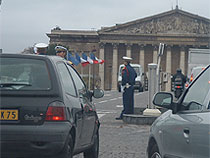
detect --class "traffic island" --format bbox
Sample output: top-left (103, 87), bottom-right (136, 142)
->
top-left (123, 114), bottom-right (158, 125)
top-left (122, 107), bottom-right (167, 125)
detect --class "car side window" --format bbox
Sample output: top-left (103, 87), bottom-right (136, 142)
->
top-left (57, 63), bottom-right (77, 96)
top-left (66, 64), bottom-right (86, 96)
top-left (182, 67), bottom-right (210, 110)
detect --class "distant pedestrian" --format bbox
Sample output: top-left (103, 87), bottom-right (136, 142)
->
top-left (116, 56), bottom-right (137, 120)
top-left (55, 45), bottom-right (67, 58)
top-left (35, 43), bottom-right (48, 55)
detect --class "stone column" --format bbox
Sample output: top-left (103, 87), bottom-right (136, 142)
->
top-left (153, 45), bottom-right (158, 64)
top-left (99, 43), bottom-right (105, 90)
top-left (139, 45), bottom-right (145, 72)
top-left (165, 46), bottom-right (172, 92)
top-left (126, 44), bottom-right (132, 58)
top-left (180, 46), bottom-right (185, 75)
top-left (111, 43), bottom-right (118, 90)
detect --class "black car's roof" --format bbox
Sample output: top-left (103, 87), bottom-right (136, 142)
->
top-left (0, 53), bottom-right (65, 64)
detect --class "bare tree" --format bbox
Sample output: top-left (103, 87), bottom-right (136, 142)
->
top-left (21, 47), bottom-right (34, 54)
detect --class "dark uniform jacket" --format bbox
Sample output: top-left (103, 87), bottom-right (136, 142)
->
top-left (122, 64), bottom-right (137, 86)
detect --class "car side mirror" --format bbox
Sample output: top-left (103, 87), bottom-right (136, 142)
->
top-left (93, 89), bottom-right (104, 98)
top-left (153, 92), bottom-right (173, 109)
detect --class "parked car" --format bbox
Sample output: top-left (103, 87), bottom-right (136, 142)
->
top-left (0, 54), bottom-right (104, 158)
top-left (147, 65), bottom-right (210, 158)
top-left (118, 64), bottom-right (144, 92)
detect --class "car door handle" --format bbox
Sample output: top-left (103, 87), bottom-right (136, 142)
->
top-left (183, 128), bottom-right (190, 144)
top-left (183, 128), bottom-right (190, 135)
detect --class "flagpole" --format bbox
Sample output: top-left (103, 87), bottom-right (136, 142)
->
top-left (92, 51), bottom-right (96, 90)
top-left (81, 65), bottom-right (83, 78)
top-left (92, 63), bottom-right (95, 90)
top-left (88, 64), bottom-right (91, 90)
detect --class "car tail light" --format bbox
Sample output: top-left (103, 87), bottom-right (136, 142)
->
top-left (45, 102), bottom-right (67, 121)
top-left (185, 83), bottom-right (189, 87)
top-left (190, 74), bottom-right (193, 82)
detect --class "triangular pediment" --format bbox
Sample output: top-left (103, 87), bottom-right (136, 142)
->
top-left (99, 9), bottom-right (210, 35)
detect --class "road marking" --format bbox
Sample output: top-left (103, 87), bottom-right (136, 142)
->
top-left (97, 110), bottom-right (116, 119)
top-left (116, 105), bottom-right (123, 108)
top-left (97, 110), bottom-right (116, 114)
top-left (104, 94), bottom-right (111, 97)
top-left (98, 97), bottom-right (121, 104)
top-left (110, 98), bottom-right (117, 101)
top-left (98, 114), bottom-right (106, 118)
top-left (98, 100), bottom-right (108, 103)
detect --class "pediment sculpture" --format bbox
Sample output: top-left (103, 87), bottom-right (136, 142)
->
top-left (109, 14), bottom-right (210, 35)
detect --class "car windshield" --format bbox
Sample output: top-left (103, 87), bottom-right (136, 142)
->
top-left (0, 57), bottom-right (51, 90)
top-left (182, 66), bottom-right (210, 109)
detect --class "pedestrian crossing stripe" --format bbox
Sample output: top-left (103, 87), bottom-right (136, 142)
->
top-left (98, 114), bottom-right (106, 118)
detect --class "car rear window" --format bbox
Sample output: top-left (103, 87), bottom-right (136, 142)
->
top-left (0, 57), bottom-right (51, 90)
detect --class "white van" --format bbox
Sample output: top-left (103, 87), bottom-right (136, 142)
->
top-left (117, 64), bottom-right (144, 92)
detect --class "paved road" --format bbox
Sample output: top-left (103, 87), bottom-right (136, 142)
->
top-left (74, 91), bottom-right (150, 158)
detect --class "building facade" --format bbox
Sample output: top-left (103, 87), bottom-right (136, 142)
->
top-left (47, 8), bottom-right (210, 91)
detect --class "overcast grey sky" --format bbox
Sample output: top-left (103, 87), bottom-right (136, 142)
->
top-left (0, 0), bottom-right (210, 53)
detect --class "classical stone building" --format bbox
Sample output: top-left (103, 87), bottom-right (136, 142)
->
top-left (47, 8), bottom-right (210, 91)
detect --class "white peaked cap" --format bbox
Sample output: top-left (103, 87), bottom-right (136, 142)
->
top-left (122, 56), bottom-right (132, 61)
top-left (35, 43), bottom-right (48, 48)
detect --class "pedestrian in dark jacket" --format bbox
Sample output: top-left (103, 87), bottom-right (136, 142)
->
top-left (116, 56), bottom-right (137, 120)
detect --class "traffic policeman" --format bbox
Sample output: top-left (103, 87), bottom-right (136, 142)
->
top-left (34, 43), bottom-right (48, 55)
top-left (55, 45), bottom-right (67, 58)
top-left (116, 56), bottom-right (137, 120)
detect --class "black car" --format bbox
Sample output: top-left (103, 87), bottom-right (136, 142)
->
top-left (0, 54), bottom-right (104, 158)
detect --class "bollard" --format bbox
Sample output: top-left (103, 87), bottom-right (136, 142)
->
top-left (143, 63), bottom-right (161, 116)
top-left (148, 63), bottom-right (157, 109)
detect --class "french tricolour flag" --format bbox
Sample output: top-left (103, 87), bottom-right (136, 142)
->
top-left (90, 53), bottom-right (104, 64)
top-left (75, 53), bottom-right (89, 67)
top-left (82, 53), bottom-right (94, 65)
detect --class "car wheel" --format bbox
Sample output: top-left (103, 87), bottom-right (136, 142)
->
top-left (150, 144), bottom-right (161, 158)
top-left (84, 132), bottom-right (99, 158)
top-left (59, 134), bottom-right (73, 158)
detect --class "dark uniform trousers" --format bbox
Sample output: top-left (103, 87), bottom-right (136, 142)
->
top-left (117, 64), bottom-right (137, 119)
top-left (120, 86), bottom-right (134, 118)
